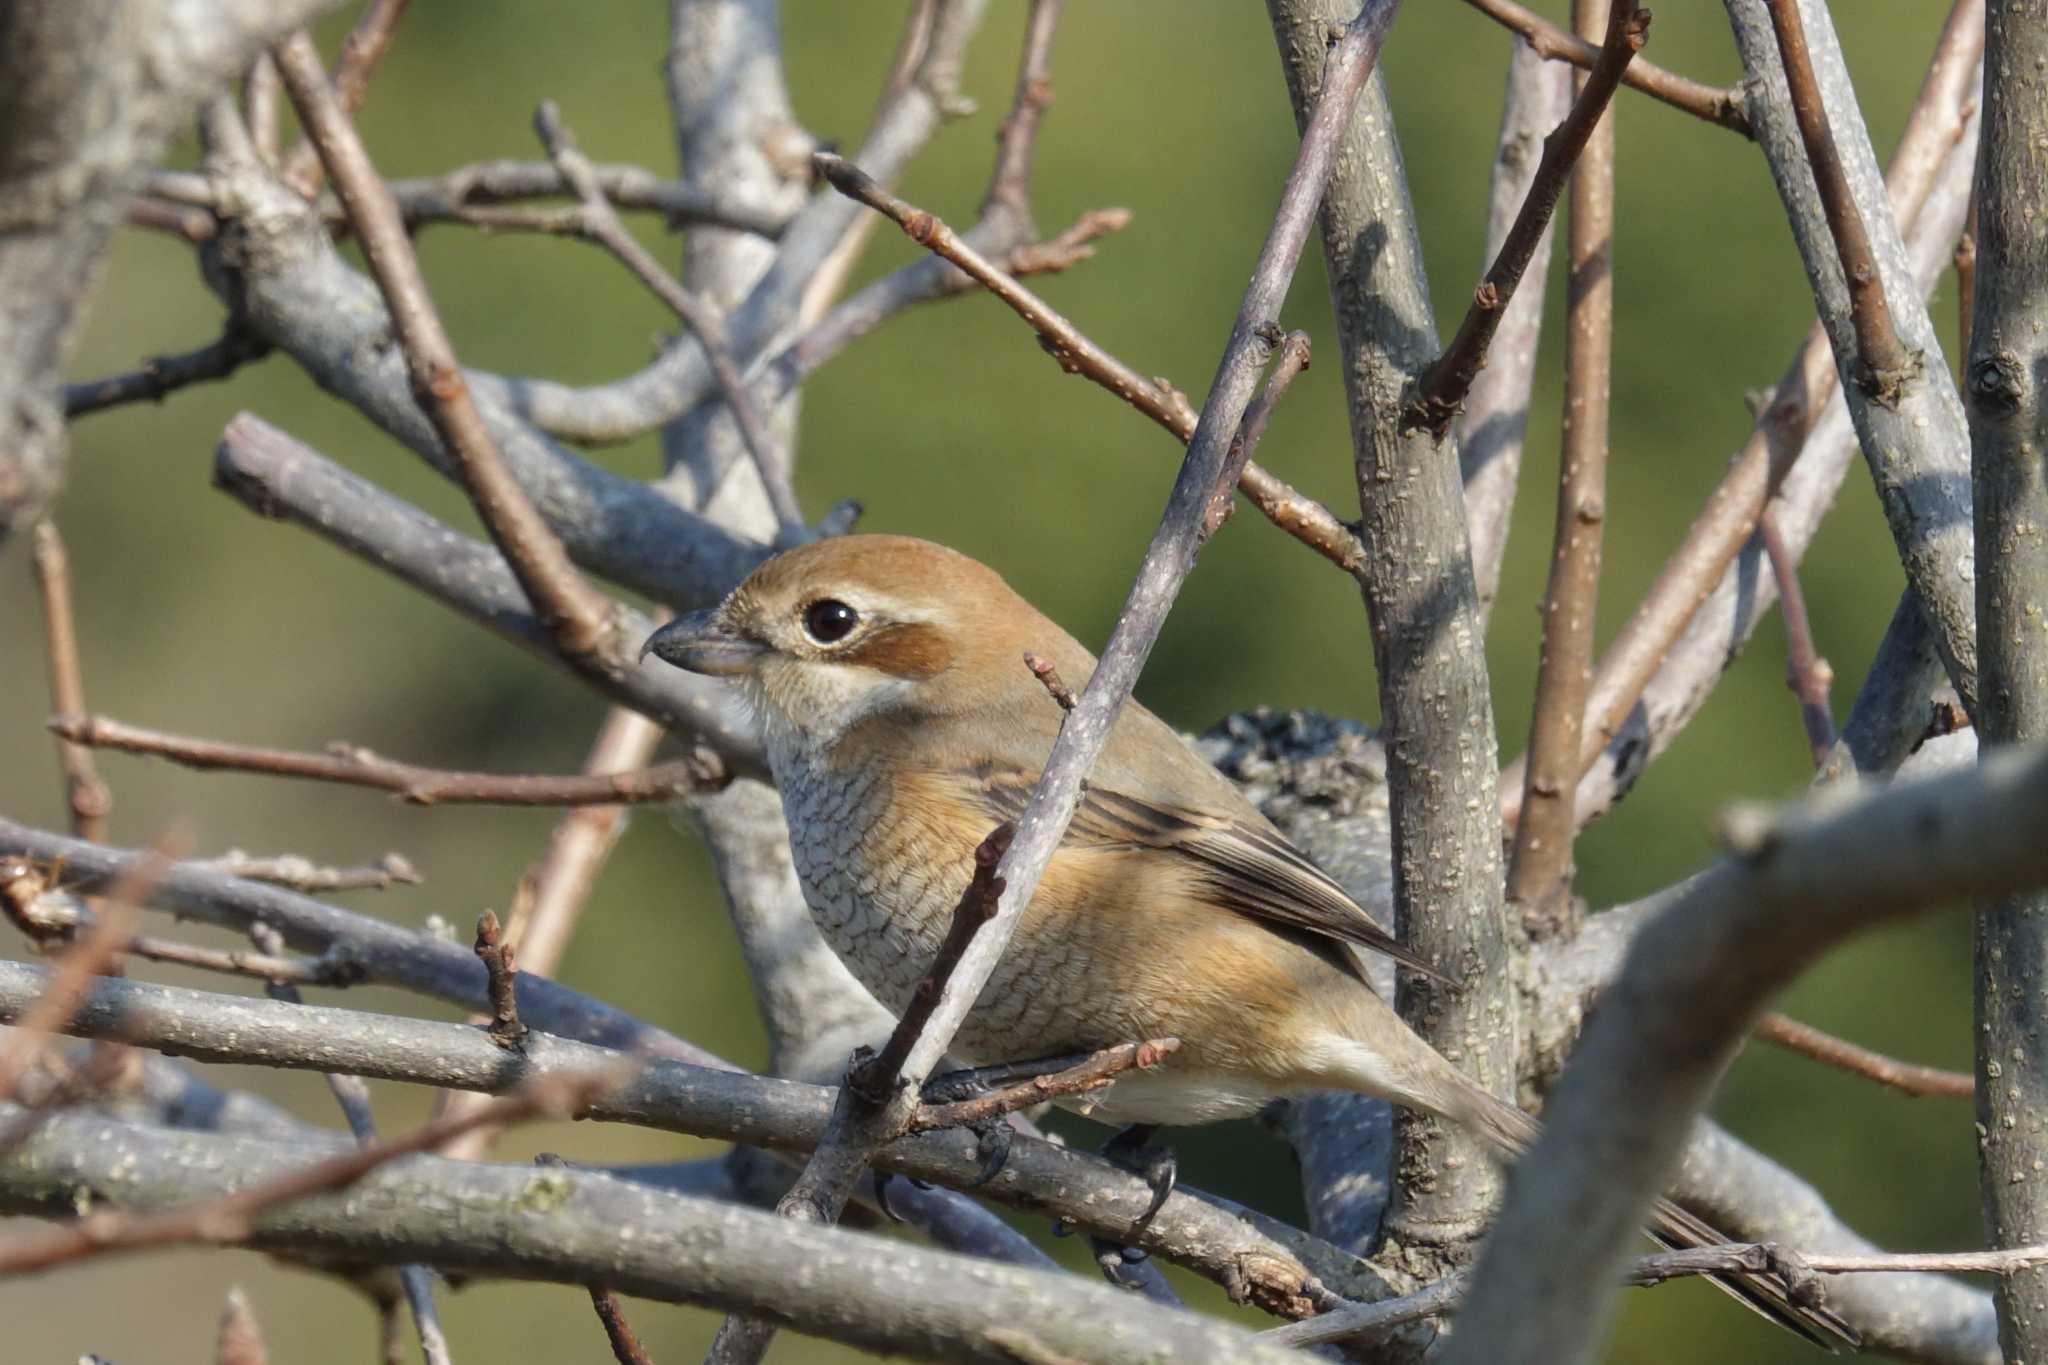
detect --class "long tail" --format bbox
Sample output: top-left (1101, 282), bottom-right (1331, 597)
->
top-left (1447, 1083), bottom-right (1859, 1352)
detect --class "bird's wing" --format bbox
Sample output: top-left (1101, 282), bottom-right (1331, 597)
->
top-left (966, 764), bottom-right (1454, 985)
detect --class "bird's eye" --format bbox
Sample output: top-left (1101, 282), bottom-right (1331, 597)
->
top-left (801, 598), bottom-right (860, 645)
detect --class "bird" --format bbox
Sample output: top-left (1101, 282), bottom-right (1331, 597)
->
top-left (644, 532), bottom-right (1855, 1350)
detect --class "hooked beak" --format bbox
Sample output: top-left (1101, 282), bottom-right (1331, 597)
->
top-left (641, 609), bottom-right (768, 677)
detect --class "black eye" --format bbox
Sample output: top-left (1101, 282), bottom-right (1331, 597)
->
top-left (802, 598), bottom-right (860, 644)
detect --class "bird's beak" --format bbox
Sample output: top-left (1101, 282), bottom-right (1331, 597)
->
top-left (641, 609), bottom-right (768, 677)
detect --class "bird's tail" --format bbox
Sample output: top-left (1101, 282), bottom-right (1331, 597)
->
top-left (1437, 1079), bottom-right (1859, 1353)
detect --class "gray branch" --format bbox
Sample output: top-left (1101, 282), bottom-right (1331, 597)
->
top-left (1964, 2), bottom-right (2048, 1356)
top-left (0, 0), bottom-right (350, 540)
top-left (1267, 1), bottom-right (1514, 1250)
top-left (0, 1106), bottom-right (1312, 1365)
top-left (1446, 741), bottom-right (2048, 1365)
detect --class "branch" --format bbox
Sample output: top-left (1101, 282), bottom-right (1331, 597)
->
top-left (1456, 0), bottom-right (1749, 134)
top-left (1407, 1), bottom-right (1648, 437)
top-left (1461, 40), bottom-right (1573, 623)
top-left (1445, 741), bottom-right (2048, 1365)
top-left (62, 329), bottom-right (270, 419)
top-left (273, 32), bottom-right (616, 658)
top-left (276, 0), bottom-right (412, 196)
top-left (810, 154), bottom-right (1365, 576)
top-left (30, 524), bottom-right (111, 840)
top-left (1504, 0), bottom-right (1630, 925)
top-left (50, 712), bottom-right (725, 807)
top-left (211, 413), bottom-right (762, 772)
top-left (1756, 505), bottom-right (1837, 766)
top-left (0, 1107), bottom-right (1316, 1365)
top-left (1752, 1012), bottom-right (1971, 1099)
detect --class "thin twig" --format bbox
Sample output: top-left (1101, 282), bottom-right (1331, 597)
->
top-left (1753, 1012), bottom-right (1971, 1099)
top-left (474, 912), bottom-right (527, 1048)
top-left (50, 712), bottom-right (725, 806)
top-left (1456, 0), bottom-right (1749, 135)
top-left (589, 1286), bottom-right (656, 1365)
top-left (906, 1039), bottom-right (1179, 1133)
top-left (244, 54), bottom-right (282, 167)
top-left (1956, 189), bottom-right (1978, 373)
top-left (983, 0), bottom-right (1064, 221)
top-left (531, 101), bottom-right (804, 543)
top-left (1408, 2), bottom-right (1647, 436)
top-left (31, 524), bottom-right (111, 841)
top-left (0, 1069), bottom-right (623, 1276)
top-left (277, 0), bottom-right (413, 197)
top-left (1022, 653), bottom-right (1077, 712)
top-left (64, 330), bottom-right (270, 418)
top-left (125, 196), bottom-right (218, 242)
top-left (216, 1287), bottom-right (270, 1365)
top-left (810, 153), bottom-right (1366, 577)
top-left (198, 850), bottom-right (421, 892)
top-left (1757, 506), bottom-right (1836, 766)
top-left (1765, 0), bottom-right (1915, 402)
top-left (1505, 0), bottom-right (1625, 930)
top-left (1203, 329), bottom-right (1312, 542)
top-left (272, 32), bottom-right (616, 658)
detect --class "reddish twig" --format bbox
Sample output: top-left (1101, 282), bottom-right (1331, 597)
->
top-left (278, 0), bottom-right (413, 197)
top-left (1956, 189), bottom-right (1978, 373)
top-left (1022, 652), bottom-right (1077, 712)
top-left (125, 196), bottom-right (218, 242)
top-left (1765, 0), bottom-right (1916, 403)
top-left (1408, 1), bottom-right (1648, 436)
top-left (1505, 0), bottom-right (1623, 930)
top-left (589, 1286), bottom-right (657, 1365)
top-left (531, 101), bottom-right (803, 542)
top-left (1204, 329), bottom-right (1312, 542)
top-left (811, 152), bottom-right (1365, 577)
top-left (1754, 1012), bottom-right (1970, 1099)
top-left (64, 330), bottom-right (270, 419)
top-left (1457, 0), bottom-right (1749, 135)
top-left (30, 525), bottom-right (111, 841)
top-left (1757, 506), bottom-right (1837, 766)
top-left (49, 712), bottom-right (725, 806)
top-left (906, 1038), bottom-right (1180, 1133)
top-left (272, 32), bottom-right (615, 658)
top-left (0, 1070), bottom-right (623, 1276)
top-left (474, 911), bottom-right (527, 1047)
top-left (216, 1287), bottom-right (270, 1365)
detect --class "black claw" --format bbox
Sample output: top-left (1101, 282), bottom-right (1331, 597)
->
top-left (873, 1171), bottom-right (908, 1223)
top-left (1102, 1123), bottom-right (1178, 1225)
top-left (968, 1121), bottom-right (1013, 1187)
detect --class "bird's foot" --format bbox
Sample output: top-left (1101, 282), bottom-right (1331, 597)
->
top-left (917, 1051), bottom-right (1094, 1105)
top-left (1102, 1123), bottom-right (1178, 1225)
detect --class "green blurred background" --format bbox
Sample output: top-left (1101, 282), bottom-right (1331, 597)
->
top-left (0, 2), bottom-right (1974, 1360)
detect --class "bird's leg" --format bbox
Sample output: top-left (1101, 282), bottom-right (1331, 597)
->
top-left (1101, 1122), bottom-right (1178, 1225)
top-left (907, 1050), bottom-right (1096, 1191)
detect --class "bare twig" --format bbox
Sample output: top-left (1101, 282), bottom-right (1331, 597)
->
top-left (810, 153), bottom-right (1365, 576)
top-left (589, 1285), bottom-right (656, 1365)
top-left (277, 0), bottom-right (412, 196)
top-left (63, 330), bottom-right (269, 418)
top-left (50, 712), bottom-right (725, 806)
top-left (1022, 652), bottom-right (1077, 712)
top-left (216, 1287), bottom-right (269, 1365)
top-left (1757, 506), bottom-right (1836, 765)
top-left (983, 0), bottom-right (1064, 221)
top-left (31, 524), bottom-right (111, 840)
top-left (1203, 329), bottom-right (1312, 542)
top-left (272, 32), bottom-right (615, 658)
top-left (531, 101), bottom-right (803, 543)
top-left (199, 850), bottom-right (420, 892)
top-left (906, 1038), bottom-right (1179, 1133)
top-left (474, 911), bottom-right (527, 1048)
top-left (1957, 188), bottom-right (1979, 370)
top-left (1765, 0), bottom-right (1915, 401)
top-left (1457, 0), bottom-right (1749, 134)
top-left (0, 1069), bottom-right (621, 1276)
top-left (1753, 1012), bottom-right (1971, 1099)
top-left (1408, 1), bottom-right (1648, 436)
top-left (244, 54), bottom-right (281, 166)
top-left (1504, 0), bottom-right (1628, 927)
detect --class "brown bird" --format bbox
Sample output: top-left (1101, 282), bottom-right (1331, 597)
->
top-left (646, 533), bottom-right (1853, 1350)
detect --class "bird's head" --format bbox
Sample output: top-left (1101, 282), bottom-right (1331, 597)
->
top-left (643, 535), bottom-right (1087, 756)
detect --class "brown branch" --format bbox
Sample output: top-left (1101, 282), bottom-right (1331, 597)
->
top-left (983, 0), bottom-right (1064, 221)
top-left (50, 712), bottom-right (725, 806)
top-left (474, 911), bottom-right (527, 1048)
top-left (1753, 1012), bottom-right (1972, 1099)
top-left (199, 850), bottom-right (420, 892)
top-left (244, 54), bottom-right (282, 167)
top-left (531, 101), bottom-right (803, 542)
top-left (127, 933), bottom-right (364, 989)
top-left (810, 151), bottom-right (1366, 577)
top-left (1757, 506), bottom-right (1836, 766)
top-left (0, 1069), bottom-right (623, 1276)
top-left (1956, 189), bottom-right (1979, 373)
top-left (906, 1038), bottom-right (1180, 1134)
top-left (1022, 652), bottom-right (1077, 712)
top-left (63, 329), bottom-right (270, 418)
top-left (1505, 0), bottom-right (1624, 928)
top-left (271, 32), bottom-right (615, 658)
top-left (125, 195), bottom-right (219, 242)
top-left (1408, 2), bottom-right (1648, 437)
top-left (216, 1287), bottom-right (270, 1365)
top-left (1457, 0), bottom-right (1750, 135)
top-left (1765, 0), bottom-right (1915, 402)
top-left (1204, 329), bottom-right (1312, 541)
top-left (30, 524), bottom-right (110, 841)
top-left (277, 0), bottom-right (412, 196)
top-left (589, 1285), bottom-right (656, 1365)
